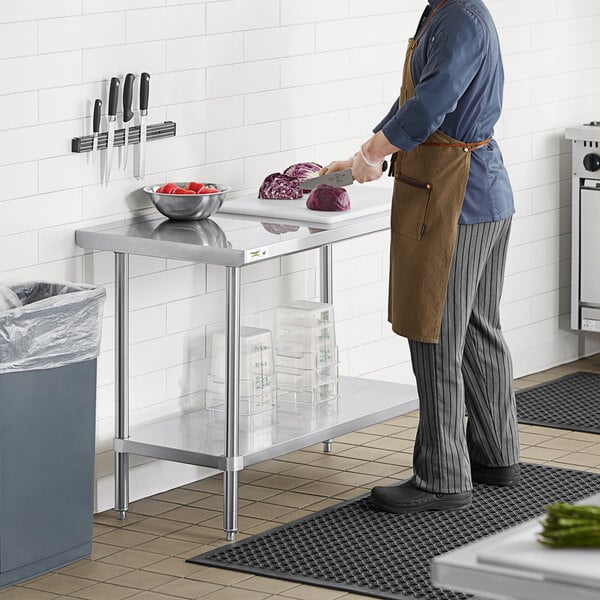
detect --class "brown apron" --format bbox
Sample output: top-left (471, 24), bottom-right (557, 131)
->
top-left (388, 0), bottom-right (491, 343)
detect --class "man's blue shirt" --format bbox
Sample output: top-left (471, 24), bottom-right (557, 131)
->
top-left (374, 0), bottom-right (514, 224)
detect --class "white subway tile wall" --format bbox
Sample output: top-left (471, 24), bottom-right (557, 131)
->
top-left (0, 0), bottom-right (599, 510)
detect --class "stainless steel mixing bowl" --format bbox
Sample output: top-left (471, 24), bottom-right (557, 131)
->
top-left (143, 182), bottom-right (231, 220)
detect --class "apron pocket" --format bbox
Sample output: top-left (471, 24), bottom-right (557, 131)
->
top-left (391, 173), bottom-right (433, 240)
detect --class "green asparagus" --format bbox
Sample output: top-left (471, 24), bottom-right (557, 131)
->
top-left (538, 502), bottom-right (600, 548)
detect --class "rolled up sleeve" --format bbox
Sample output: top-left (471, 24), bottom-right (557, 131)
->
top-left (376, 10), bottom-right (486, 152)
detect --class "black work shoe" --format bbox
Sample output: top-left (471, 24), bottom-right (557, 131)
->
top-left (471, 460), bottom-right (521, 487)
top-left (370, 478), bottom-right (472, 513)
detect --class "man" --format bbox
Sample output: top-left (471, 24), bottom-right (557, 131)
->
top-left (322, 0), bottom-right (520, 512)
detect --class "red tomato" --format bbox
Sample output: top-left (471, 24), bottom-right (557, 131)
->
top-left (174, 187), bottom-right (195, 194)
top-left (198, 187), bottom-right (218, 194)
top-left (160, 182), bottom-right (179, 194)
top-left (186, 181), bottom-right (205, 193)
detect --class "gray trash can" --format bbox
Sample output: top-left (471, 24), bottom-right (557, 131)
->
top-left (0, 281), bottom-right (105, 589)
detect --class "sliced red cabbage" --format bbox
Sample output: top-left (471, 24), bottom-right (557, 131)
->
top-left (306, 184), bottom-right (351, 211)
top-left (283, 162), bottom-right (322, 181)
top-left (258, 172), bottom-right (303, 199)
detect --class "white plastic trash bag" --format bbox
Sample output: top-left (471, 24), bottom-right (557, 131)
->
top-left (0, 281), bottom-right (106, 374)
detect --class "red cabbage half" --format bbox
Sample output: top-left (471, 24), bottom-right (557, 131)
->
top-left (306, 184), bottom-right (351, 211)
top-left (258, 172), bottom-right (303, 199)
top-left (283, 162), bottom-right (322, 191)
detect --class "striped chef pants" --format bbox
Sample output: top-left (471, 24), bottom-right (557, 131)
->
top-left (408, 217), bottom-right (520, 494)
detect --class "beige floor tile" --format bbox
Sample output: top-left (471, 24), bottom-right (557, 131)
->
top-left (374, 452), bottom-right (413, 467)
top-left (390, 429), bottom-right (417, 441)
top-left (237, 470), bottom-right (271, 485)
top-left (305, 456), bottom-right (367, 471)
top-left (358, 423), bottom-right (400, 437)
top-left (243, 521), bottom-right (283, 535)
top-left (126, 516), bottom-right (192, 537)
top-left (553, 452), bottom-right (600, 468)
top-left (238, 502), bottom-right (296, 520)
top-left (384, 414), bottom-right (419, 427)
top-left (190, 496), bottom-right (251, 512)
top-left (70, 582), bottom-right (140, 600)
top-left (21, 573), bottom-right (95, 595)
top-left (128, 499), bottom-right (179, 517)
top-left (265, 490), bottom-right (325, 509)
top-left (200, 514), bottom-right (267, 532)
top-left (580, 443), bottom-right (600, 456)
top-left (335, 432), bottom-right (381, 446)
top-left (291, 481), bottom-right (352, 498)
top-left (281, 584), bottom-right (348, 599)
top-left (278, 465), bottom-right (338, 481)
top-left (134, 537), bottom-right (200, 557)
top-left (92, 523), bottom-right (114, 537)
top-left (312, 471), bottom-right (378, 488)
top-left (272, 509), bottom-right (314, 524)
top-left (247, 460), bottom-right (299, 475)
top-left (152, 488), bottom-right (210, 506)
top-left (198, 588), bottom-right (270, 600)
top-left (141, 557), bottom-right (206, 578)
top-left (253, 474), bottom-right (313, 491)
top-left (520, 446), bottom-right (570, 461)
top-left (537, 437), bottom-right (593, 452)
top-left (278, 450), bottom-right (325, 464)
top-left (233, 575), bottom-right (298, 594)
top-left (94, 529), bottom-right (157, 549)
top-left (237, 484), bottom-right (282, 502)
top-left (126, 591), bottom-right (194, 600)
top-left (107, 570), bottom-right (177, 591)
top-left (93, 512), bottom-right (147, 529)
top-left (151, 577), bottom-right (222, 598)
top-left (561, 431), bottom-right (600, 443)
top-left (525, 365), bottom-right (582, 382)
top-left (335, 446), bottom-right (394, 462)
top-left (364, 436), bottom-right (413, 452)
top-left (347, 461), bottom-right (404, 477)
top-left (517, 432), bottom-right (554, 446)
top-left (165, 525), bottom-right (225, 546)
top-left (187, 567), bottom-right (254, 586)
top-left (157, 506), bottom-right (218, 525)
top-left (63, 561), bottom-right (133, 582)
top-left (524, 425), bottom-right (573, 437)
top-left (183, 478), bottom-right (223, 495)
top-left (0, 590), bottom-right (59, 600)
top-left (90, 542), bottom-right (123, 561)
top-left (99, 548), bottom-right (165, 569)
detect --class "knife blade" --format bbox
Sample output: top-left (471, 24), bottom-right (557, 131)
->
top-left (302, 160), bottom-right (388, 190)
top-left (105, 76), bottom-right (120, 185)
top-left (136, 72), bottom-right (150, 180)
top-left (121, 73), bottom-right (135, 169)
top-left (91, 98), bottom-right (101, 166)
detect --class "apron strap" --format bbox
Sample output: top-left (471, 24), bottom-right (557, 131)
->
top-left (416, 0), bottom-right (450, 41)
top-left (421, 137), bottom-right (493, 151)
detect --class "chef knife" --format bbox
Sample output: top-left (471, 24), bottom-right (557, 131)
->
top-left (302, 160), bottom-right (388, 190)
top-left (121, 73), bottom-right (135, 169)
top-left (105, 76), bottom-right (120, 185)
top-left (91, 98), bottom-right (102, 165)
top-left (136, 72), bottom-right (150, 180)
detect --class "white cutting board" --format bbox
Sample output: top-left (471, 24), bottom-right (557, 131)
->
top-left (219, 184), bottom-right (391, 224)
top-left (476, 522), bottom-right (600, 589)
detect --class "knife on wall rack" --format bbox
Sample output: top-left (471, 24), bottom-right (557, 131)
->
top-left (136, 72), bottom-right (150, 180)
top-left (121, 73), bottom-right (135, 169)
top-left (104, 76), bottom-right (120, 185)
top-left (91, 98), bottom-right (101, 165)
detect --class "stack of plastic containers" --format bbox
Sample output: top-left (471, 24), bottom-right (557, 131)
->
top-left (274, 300), bottom-right (339, 428)
top-left (206, 327), bottom-right (276, 450)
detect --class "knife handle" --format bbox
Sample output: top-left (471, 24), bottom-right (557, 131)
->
top-left (108, 77), bottom-right (120, 117)
top-left (381, 159), bottom-right (388, 172)
top-left (140, 72), bottom-right (150, 114)
top-left (123, 73), bottom-right (135, 122)
top-left (93, 98), bottom-right (102, 134)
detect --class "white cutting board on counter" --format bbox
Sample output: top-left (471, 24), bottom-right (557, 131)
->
top-left (219, 183), bottom-right (392, 225)
top-left (476, 521), bottom-right (600, 589)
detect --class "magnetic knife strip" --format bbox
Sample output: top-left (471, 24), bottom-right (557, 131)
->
top-left (71, 120), bottom-right (176, 153)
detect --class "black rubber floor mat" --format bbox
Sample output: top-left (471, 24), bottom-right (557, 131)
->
top-left (188, 464), bottom-right (600, 600)
top-left (516, 371), bottom-right (600, 433)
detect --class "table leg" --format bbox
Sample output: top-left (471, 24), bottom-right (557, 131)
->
top-left (224, 266), bottom-right (241, 541)
top-left (320, 245), bottom-right (335, 454)
top-left (114, 252), bottom-right (130, 520)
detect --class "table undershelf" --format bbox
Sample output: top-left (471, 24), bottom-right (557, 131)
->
top-left (115, 376), bottom-right (418, 470)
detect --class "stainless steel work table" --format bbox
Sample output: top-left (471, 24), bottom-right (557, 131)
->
top-left (75, 209), bottom-right (419, 539)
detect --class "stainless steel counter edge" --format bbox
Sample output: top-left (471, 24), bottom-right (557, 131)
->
top-left (75, 211), bottom-right (391, 266)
